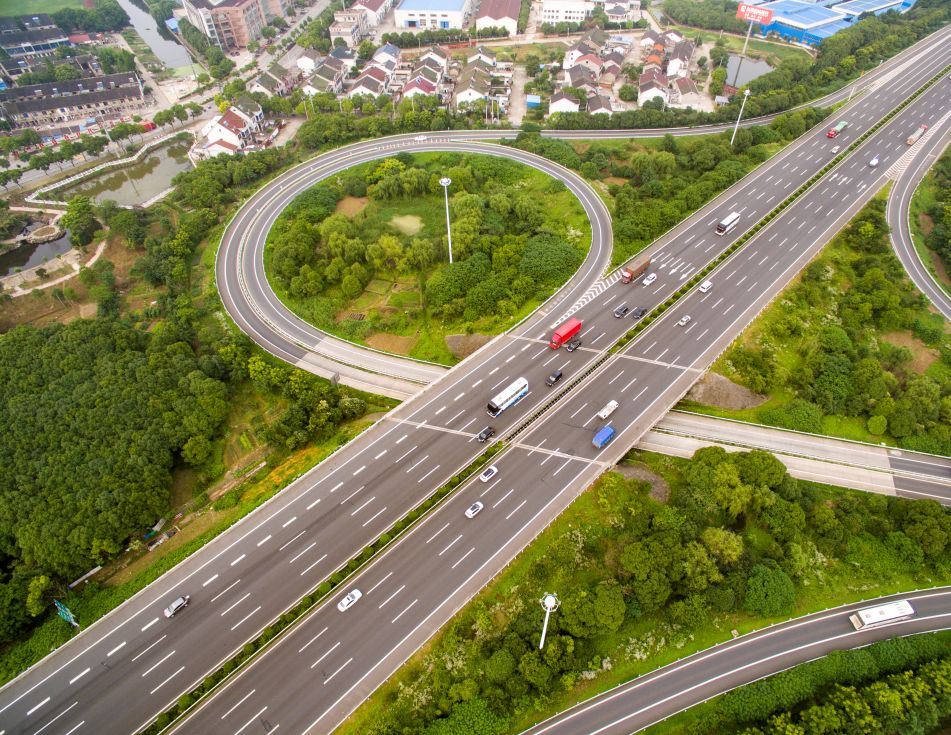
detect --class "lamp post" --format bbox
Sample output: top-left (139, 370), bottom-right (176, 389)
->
top-left (439, 176), bottom-right (453, 264)
top-left (538, 593), bottom-right (560, 649)
top-left (730, 88), bottom-right (751, 146)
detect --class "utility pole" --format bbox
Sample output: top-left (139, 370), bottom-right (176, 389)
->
top-left (439, 177), bottom-right (453, 263)
top-left (730, 88), bottom-right (750, 145)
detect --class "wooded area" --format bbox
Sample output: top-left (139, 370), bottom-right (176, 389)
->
top-left (342, 447), bottom-right (951, 735)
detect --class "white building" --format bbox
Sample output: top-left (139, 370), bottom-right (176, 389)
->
top-left (475, 0), bottom-right (519, 35)
top-left (352, 0), bottom-right (393, 26)
top-left (541, 0), bottom-right (594, 24)
top-left (548, 90), bottom-right (580, 114)
top-left (394, 0), bottom-right (471, 29)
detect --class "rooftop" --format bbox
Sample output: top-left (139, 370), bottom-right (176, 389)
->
top-left (834, 0), bottom-right (908, 14)
top-left (477, 0), bottom-right (520, 18)
top-left (806, 17), bottom-right (853, 38)
top-left (398, 0), bottom-right (468, 11)
top-left (758, 0), bottom-right (846, 29)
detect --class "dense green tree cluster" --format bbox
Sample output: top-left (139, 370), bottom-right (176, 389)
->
top-left (359, 448), bottom-right (951, 735)
top-left (726, 199), bottom-right (951, 455)
top-left (177, 19), bottom-right (235, 78)
top-left (170, 146), bottom-right (292, 211)
top-left (268, 153), bottom-right (581, 338)
top-left (0, 319), bottom-right (229, 580)
top-left (664, 0), bottom-right (750, 34)
top-left (0, 199), bottom-right (27, 239)
top-left (922, 148), bottom-right (951, 270)
top-left (52, 0), bottom-right (128, 32)
top-left (379, 27), bottom-right (509, 47)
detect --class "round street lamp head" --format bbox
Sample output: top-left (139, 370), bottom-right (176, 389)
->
top-left (744, 89), bottom-right (750, 97)
top-left (439, 177), bottom-right (452, 187)
top-left (541, 593), bottom-right (560, 612)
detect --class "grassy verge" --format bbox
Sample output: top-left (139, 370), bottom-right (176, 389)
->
top-left (908, 159), bottom-right (951, 298)
top-left (664, 24), bottom-right (814, 65)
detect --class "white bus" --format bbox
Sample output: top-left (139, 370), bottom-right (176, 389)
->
top-left (487, 378), bottom-right (529, 417)
top-left (715, 212), bottom-right (741, 235)
top-left (849, 600), bottom-right (915, 630)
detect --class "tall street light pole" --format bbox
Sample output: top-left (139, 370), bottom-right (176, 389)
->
top-left (439, 176), bottom-right (453, 264)
top-left (730, 88), bottom-right (751, 146)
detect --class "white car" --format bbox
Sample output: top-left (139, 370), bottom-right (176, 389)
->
top-left (830, 145), bottom-right (841, 154)
top-left (868, 156), bottom-right (879, 167)
top-left (479, 465), bottom-right (499, 482)
top-left (465, 501), bottom-right (484, 519)
top-left (642, 273), bottom-right (657, 286)
top-left (413, 134), bottom-right (428, 142)
top-left (163, 595), bottom-right (189, 618)
top-left (337, 589), bottom-right (363, 612)
top-left (677, 315), bottom-right (692, 327)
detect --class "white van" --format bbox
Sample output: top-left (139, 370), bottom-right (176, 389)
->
top-left (597, 400), bottom-right (619, 419)
top-left (699, 280), bottom-right (713, 293)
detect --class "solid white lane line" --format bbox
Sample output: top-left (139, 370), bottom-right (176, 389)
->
top-left (621, 377), bottom-right (637, 392)
top-left (62, 720), bottom-right (86, 735)
top-left (298, 627), bottom-right (329, 654)
top-left (697, 328), bottom-right (710, 341)
top-left (340, 486), bottom-right (364, 504)
top-left (26, 698), bottom-right (50, 717)
top-left (489, 366), bottom-right (499, 375)
top-left (395, 445), bottom-right (417, 463)
top-left (542, 353), bottom-right (559, 366)
top-left (68, 668), bottom-right (90, 685)
top-left (396, 434), bottom-right (407, 444)
top-left (405, 455), bottom-right (429, 472)
top-left (459, 417), bottom-right (477, 433)
top-left (107, 641), bottom-right (126, 657)
top-left (492, 488), bottom-right (515, 508)
top-left (306, 498), bottom-right (321, 510)
top-left (203, 573), bottom-right (219, 587)
top-left (417, 465), bottom-right (441, 483)
top-left (32, 701), bottom-right (79, 734)
top-left (472, 379), bottom-right (483, 387)
top-left (608, 371), bottom-right (624, 385)
top-left (366, 571), bottom-right (393, 596)
top-left (434, 407), bottom-right (445, 416)
top-left (233, 707), bottom-right (269, 735)
top-left (257, 535), bottom-right (271, 547)
top-left (282, 516), bottom-right (297, 528)
top-left (289, 543), bottom-right (316, 564)
top-left (325, 658), bottom-right (354, 685)
top-left (570, 402), bottom-right (589, 418)
top-left (220, 593), bottom-right (251, 617)
top-left (378, 585), bottom-right (406, 609)
top-left (491, 377), bottom-right (507, 390)
top-left (454, 392), bottom-right (465, 401)
top-left (131, 636), bottom-right (167, 662)
top-left (374, 449), bottom-right (387, 459)
top-left (447, 409), bottom-right (465, 424)
top-left (230, 554), bottom-right (246, 567)
top-left (552, 459), bottom-right (572, 477)
top-left (230, 606), bottom-right (261, 631)
top-left (141, 618), bottom-right (159, 632)
top-left (505, 354), bottom-right (516, 363)
top-left (299, 554), bottom-right (327, 576)
top-left (330, 482), bottom-right (343, 493)
top-left (391, 600), bottom-right (417, 625)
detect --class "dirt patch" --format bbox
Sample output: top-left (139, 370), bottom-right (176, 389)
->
top-left (336, 196), bottom-right (369, 218)
top-left (918, 211), bottom-right (935, 238)
top-left (391, 214), bottom-right (423, 235)
top-left (615, 462), bottom-right (670, 503)
top-left (930, 251), bottom-right (951, 290)
top-left (445, 333), bottom-right (493, 359)
top-left (880, 330), bottom-right (939, 373)
top-left (366, 332), bottom-right (418, 355)
top-left (603, 176), bottom-right (627, 186)
top-left (685, 371), bottom-right (768, 410)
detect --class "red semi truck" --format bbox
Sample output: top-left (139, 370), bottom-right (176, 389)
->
top-left (620, 259), bottom-right (652, 283)
top-left (549, 318), bottom-right (582, 349)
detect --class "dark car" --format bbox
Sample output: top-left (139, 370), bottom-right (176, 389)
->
top-left (631, 307), bottom-right (647, 319)
top-left (565, 337), bottom-right (582, 352)
top-left (613, 304), bottom-right (629, 318)
top-left (477, 426), bottom-right (496, 443)
top-left (545, 369), bottom-right (563, 387)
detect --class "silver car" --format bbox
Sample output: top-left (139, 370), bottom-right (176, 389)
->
top-left (337, 589), bottom-right (363, 612)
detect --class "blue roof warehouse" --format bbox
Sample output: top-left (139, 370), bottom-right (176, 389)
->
top-left (754, 0), bottom-right (919, 45)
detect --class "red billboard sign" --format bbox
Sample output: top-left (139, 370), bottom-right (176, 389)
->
top-left (736, 3), bottom-right (774, 24)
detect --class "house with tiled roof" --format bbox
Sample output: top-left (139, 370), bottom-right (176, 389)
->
top-left (669, 76), bottom-right (702, 108)
top-left (330, 46), bottom-right (358, 71)
top-left (548, 90), bottom-right (580, 115)
top-left (297, 48), bottom-right (321, 75)
top-left (666, 39), bottom-right (694, 78)
top-left (348, 74), bottom-right (385, 98)
top-left (640, 29), bottom-right (662, 49)
top-left (352, 0), bottom-right (394, 26)
top-left (588, 94), bottom-right (612, 114)
top-left (638, 68), bottom-right (668, 106)
top-left (200, 106), bottom-right (255, 153)
top-left (453, 66), bottom-right (491, 106)
top-left (475, 0), bottom-right (519, 35)
top-left (574, 52), bottom-right (603, 76)
top-left (419, 46), bottom-right (450, 72)
top-left (402, 76), bottom-right (437, 98)
top-left (564, 64), bottom-right (597, 95)
top-left (467, 46), bottom-right (496, 67)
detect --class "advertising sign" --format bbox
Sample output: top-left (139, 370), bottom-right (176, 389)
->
top-left (736, 3), bottom-right (774, 24)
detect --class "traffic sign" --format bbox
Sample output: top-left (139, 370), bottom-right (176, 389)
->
top-left (737, 3), bottom-right (774, 24)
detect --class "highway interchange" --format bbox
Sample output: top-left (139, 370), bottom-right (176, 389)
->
top-left (0, 25), bottom-right (950, 735)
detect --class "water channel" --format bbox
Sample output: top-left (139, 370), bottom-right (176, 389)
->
top-left (0, 227), bottom-right (74, 277)
top-left (114, 0), bottom-right (193, 69)
top-left (58, 140), bottom-right (194, 208)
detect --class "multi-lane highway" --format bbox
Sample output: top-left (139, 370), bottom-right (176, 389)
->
top-left (520, 588), bottom-right (951, 735)
top-left (1, 27), bottom-right (949, 735)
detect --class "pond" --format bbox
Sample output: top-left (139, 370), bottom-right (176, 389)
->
top-left (0, 230), bottom-right (74, 277)
top-left (58, 140), bottom-right (194, 208)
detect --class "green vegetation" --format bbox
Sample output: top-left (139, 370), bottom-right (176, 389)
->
top-left (698, 195), bottom-right (951, 454)
top-left (910, 147), bottom-right (951, 291)
top-left (663, 0), bottom-right (749, 34)
top-left (0, 0), bottom-right (81, 11)
top-left (340, 448), bottom-right (951, 735)
top-left (646, 634), bottom-right (951, 735)
top-left (48, 0), bottom-right (129, 32)
top-left (265, 152), bottom-right (588, 364)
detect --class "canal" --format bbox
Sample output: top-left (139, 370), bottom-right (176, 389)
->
top-left (114, 0), bottom-right (193, 69)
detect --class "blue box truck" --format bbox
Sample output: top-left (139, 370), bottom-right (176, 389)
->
top-left (592, 425), bottom-right (615, 449)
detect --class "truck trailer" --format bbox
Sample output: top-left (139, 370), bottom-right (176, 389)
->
top-left (906, 124), bottom-right (928, 145)
top-left (620, 259), bottom-right (652, 284)
top-left (549, 318), bottom-right (582, 349)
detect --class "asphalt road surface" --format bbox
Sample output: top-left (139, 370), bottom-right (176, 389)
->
top-left (1, 28), bottom-right (949, 735)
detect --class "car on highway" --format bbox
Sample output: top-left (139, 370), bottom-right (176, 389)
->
top-left (631, 307), bottom-right (647, 319)
top-left (164, 595), bottom-right (190, 618)
top-left (677, 315), bottom-right (692, 327)
top-left (464, 501), bottom-right (484, 519)
top-left (479, 465), bottom-right (499, 482)
top-left (613, 304), bottom-right (629, 318)
top-left (413, 135), bottom-right (428, 142)
top-left (337, 589), bottom-right (363, 611)
top-left (830, 145), bottom-right (841, 154)
top-left (565, 337), bottom-right (582, 352)
top-left (869, 155), bottom-right (880, 167)
top-left (642, 273), bottom-right (657, 286)
top-left (546, 369), bottom-right (563, 387)
top-left (477, 426), bottom-right (495, 443)
top-left (698, 280), bottom-right (713, 293)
